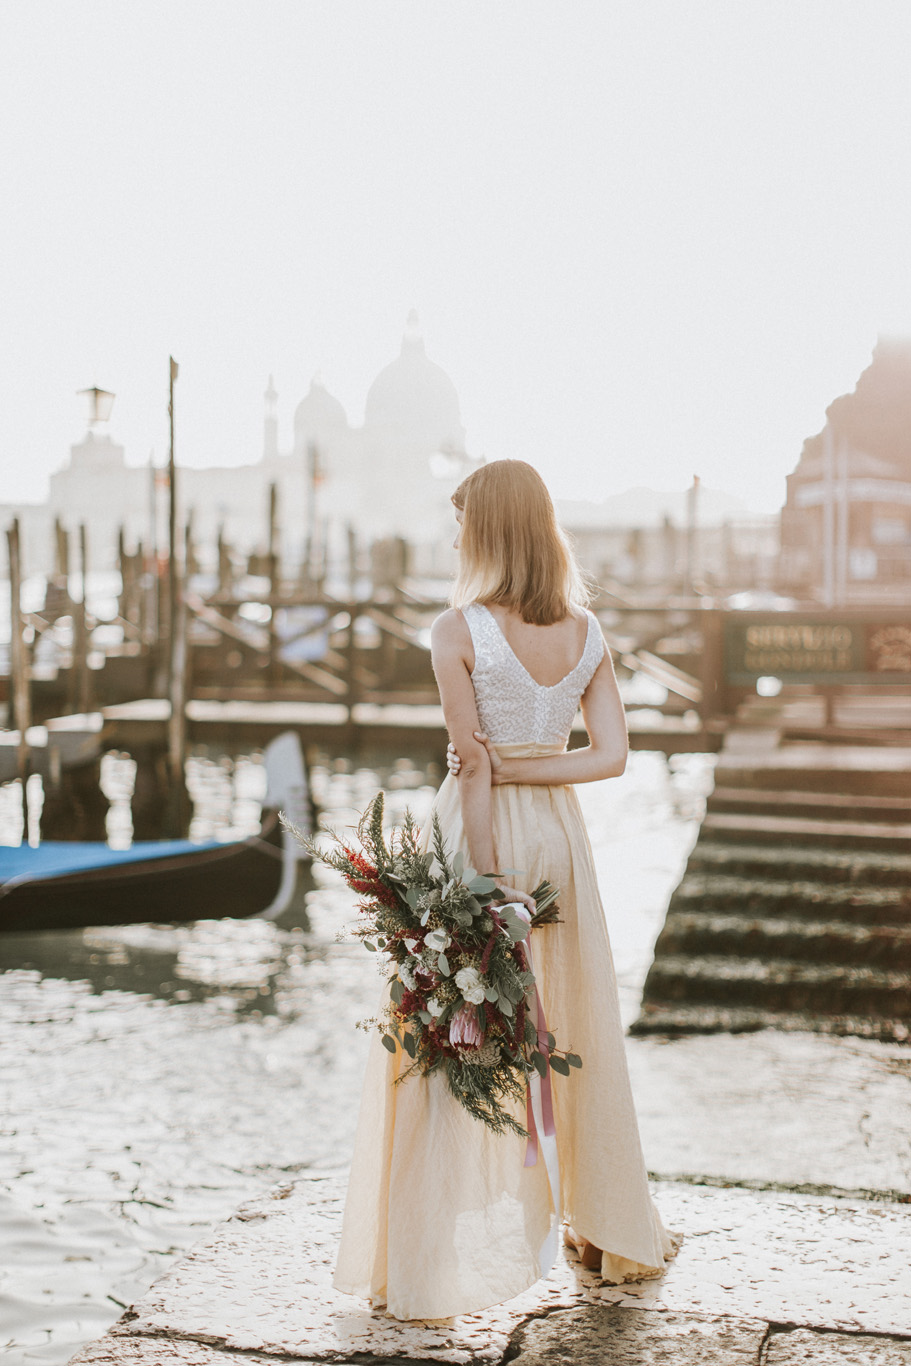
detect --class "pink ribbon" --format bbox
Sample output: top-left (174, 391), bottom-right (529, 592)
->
top-left (509, 907), bottom-right (557, 1169)
top-left (524, 983), bottom-right (557, 1167)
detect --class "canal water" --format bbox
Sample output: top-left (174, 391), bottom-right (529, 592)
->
top-left (0, 747), bottom-right (713, 1365)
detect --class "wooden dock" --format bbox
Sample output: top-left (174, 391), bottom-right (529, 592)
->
top-left (92, 695), bottom-right (715, 756)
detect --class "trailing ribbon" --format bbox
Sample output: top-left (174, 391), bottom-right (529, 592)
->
top-left (523, 983), bottom-right (557, 1167)
top-left (508, 903), bottom-right (561, 1277)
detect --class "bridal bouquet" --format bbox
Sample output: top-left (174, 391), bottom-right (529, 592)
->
top-left (292, 793), bottom-right (581, 1138)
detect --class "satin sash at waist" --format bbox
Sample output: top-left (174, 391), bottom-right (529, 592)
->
top-left (490, 741), bottom-right (567, 761)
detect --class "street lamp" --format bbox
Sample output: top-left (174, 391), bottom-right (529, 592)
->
top-left (77, 387), bottom-right (116, 427)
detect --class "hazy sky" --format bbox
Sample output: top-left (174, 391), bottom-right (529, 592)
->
top-left (3, 1), bottom-right (911, 513)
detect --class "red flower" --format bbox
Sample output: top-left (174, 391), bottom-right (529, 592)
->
top-left (341, 849), bottom-right (399, 907)
top-left (343, 847), bottom-right (378, 877)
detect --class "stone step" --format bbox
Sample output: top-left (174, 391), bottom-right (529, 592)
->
top-left (653, 911), bottom-right (911, 968)
top-left (715, 744), bottom-right (911, 797)
top-left (630, 1002), bottom-right (910, 1042)
top-left (686, 839), bottom-right (911, 887)
top-left (707, 785), bottom-right (911, 823)
top-left (700, 810), bottom-right (911, 851)
top-left (670, 873), bottom-right (911, 925)
top-left (640, 953), bottom-right (911, 1017)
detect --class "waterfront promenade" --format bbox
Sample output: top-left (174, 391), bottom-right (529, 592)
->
top-left (64, 736), bottom-right (911, 1365)
top-left (68, 1027), bottom-right (911, 1364)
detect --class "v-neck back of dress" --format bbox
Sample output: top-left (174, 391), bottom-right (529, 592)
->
top-left (462, 603), bottom-right (604, 745)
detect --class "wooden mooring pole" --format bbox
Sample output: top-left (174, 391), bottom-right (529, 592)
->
top-left (268, 482), bottom-right (280, 684)
top-left (6, 518), bottom-right (31, 838)
top-left (165, 523), bottom-right (191, 836)
top-left (69, 523), bottom-right (92, 715)
top-left (164, 356), bottom-right (191, 837)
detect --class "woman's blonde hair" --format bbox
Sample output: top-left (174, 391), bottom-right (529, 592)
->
top-left (450, 460), bottom-right (591, 625)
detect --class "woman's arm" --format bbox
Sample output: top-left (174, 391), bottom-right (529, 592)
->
top-left (449, 646), bottom-right (628, 787)
top-left (430, 611), bottom-right (534, 909)
top-left (430, 611), bottom-right (496, 871)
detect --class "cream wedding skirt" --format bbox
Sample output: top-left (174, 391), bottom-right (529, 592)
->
top-left (333, 743), bottom-right (677, 1320)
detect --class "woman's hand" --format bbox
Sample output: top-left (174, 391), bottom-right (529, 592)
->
top-left (447, 731), bottom-right (504, 783)
top-left (494, 881), bottom-right (536, 913)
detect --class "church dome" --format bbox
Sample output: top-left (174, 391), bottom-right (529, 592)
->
top-left (364, 311), bottom-right (465, 450)
top-left (293, 374), bottom-right (348, 448)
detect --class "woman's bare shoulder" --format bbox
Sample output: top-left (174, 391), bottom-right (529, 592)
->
top-left (431, 608), bottom-right (472, 651)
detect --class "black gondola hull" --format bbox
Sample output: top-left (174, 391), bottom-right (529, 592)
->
top-left (0, 814), bottom-right (288, 934)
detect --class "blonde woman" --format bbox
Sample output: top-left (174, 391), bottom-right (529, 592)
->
top-left (334, 459), bottom-right (677, 1320)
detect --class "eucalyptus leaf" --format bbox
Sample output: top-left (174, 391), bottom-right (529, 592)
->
top-left (438, 952), bottom-right (450, 977)
top-left (530, 1050), bottom-right (547, 1078)
top-left (566, 1053), bottom-right (583, 1069)
top-left (484, 985), bottom-right (498, 1002)
top-left (452, 851), bottom-right (464, 877)
top-left (403, 1033), bottom-right (416, 1059)
top-left (390, 978), bottom-right (404, 1005)
top-left (499, 907), bottom-right (530, 942)
top-left (363, 940), bottom-right (377, 952)
top-left (549, 1055), bottom-right (571, 1076)
top-left (419, 1010), bottom-right (432, 1024)
top-left (546, 1031), bottom-right (556, 1051)
top-left (381, 1034), bottom-right (397, 1054)
top-left (498, 995), bottom-right (514, 1018)
top-left (405, 887), bottom-right (420, 909)
top-left (468, 875), bottom-right (497, 895)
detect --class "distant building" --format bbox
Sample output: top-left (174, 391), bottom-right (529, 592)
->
top-left (558, 491), bottom-right (779, 595)
top-left (12, 313), bottom-right (480, 578)
top-left (286, 310), bottom-right (473, 565)
top-left (779, 339), bottom-right (911, 602)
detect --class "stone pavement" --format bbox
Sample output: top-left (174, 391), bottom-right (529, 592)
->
top-left (67, 1025), bottom-right (911, 1365)
top-left (69, 1158), bottom-right (911, 1365)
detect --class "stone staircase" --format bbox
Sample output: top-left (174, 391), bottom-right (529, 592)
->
top-left (633, 705), bottom-right (911, 1042)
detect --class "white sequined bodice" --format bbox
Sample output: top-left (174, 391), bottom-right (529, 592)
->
top-left (462, 603), bottom-right (605, 745)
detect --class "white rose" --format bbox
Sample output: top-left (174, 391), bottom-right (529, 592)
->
top-left (455, 966), bottom-right (486, 1006)
top-left (425, 928), bottom-right (450, 952)
top-left (426, 996), bottom-right (445, 1018)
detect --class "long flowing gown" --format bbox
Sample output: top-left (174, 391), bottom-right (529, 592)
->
top-left (334, 603), bottom-right (677, 1320)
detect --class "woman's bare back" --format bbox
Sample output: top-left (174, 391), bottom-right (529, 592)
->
top-left (478, 604), bottom-right (589, 689)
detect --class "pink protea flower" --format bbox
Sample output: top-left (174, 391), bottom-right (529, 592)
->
top-left (449, 1004), bottom-right (483, 1049)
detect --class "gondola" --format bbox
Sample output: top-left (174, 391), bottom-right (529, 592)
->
top-left (0, 732), bottom-right (313, 934)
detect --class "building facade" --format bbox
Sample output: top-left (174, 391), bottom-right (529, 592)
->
top-left (779, 339), bottom-right (911, 602)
